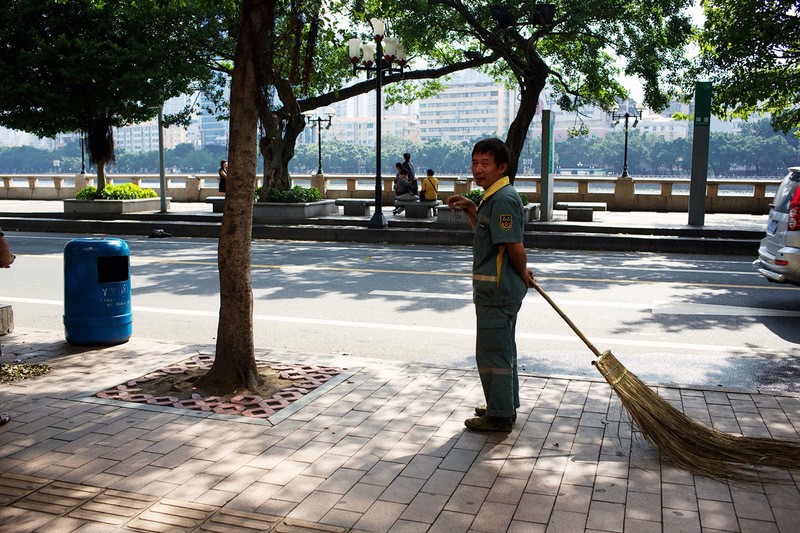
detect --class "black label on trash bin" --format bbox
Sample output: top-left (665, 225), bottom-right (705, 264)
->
top-left (97, 256), bottom-right (129, 283)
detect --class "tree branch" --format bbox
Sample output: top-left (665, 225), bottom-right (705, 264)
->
top-left (298, 55), bottom-right (497, 112)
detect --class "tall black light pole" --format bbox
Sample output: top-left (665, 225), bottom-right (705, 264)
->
top-left (79, 130), bottom-right (86, 174)
top-left (303, 108), bottom-right (335, 175)
top-left (348, 18), bottom-right (407, 229)
top-left (611, 107), bottom-right (643, 178)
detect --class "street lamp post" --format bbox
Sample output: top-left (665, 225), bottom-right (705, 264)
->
top-left (302, 108), bottom-right (335, 175)
top-left (612, 107), bottom-right (643, 178)
top-left (348, 18), bottom-right (407, 229)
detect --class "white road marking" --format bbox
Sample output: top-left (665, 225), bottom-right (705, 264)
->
top-left (652, 301), bottom-right (800, 317)
top-left (0, 296), bottom-right (754, 354)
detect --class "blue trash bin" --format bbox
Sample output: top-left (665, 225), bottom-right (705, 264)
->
top-left (64, 238), bottom-right (132, 346)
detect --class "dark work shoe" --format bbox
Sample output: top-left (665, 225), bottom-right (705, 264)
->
top-left (465, 415), bottom-right (513, 432)
top-left (0, 413), bottom-right (9, 426)
top-left (474, 404), bottom-right (517, 421)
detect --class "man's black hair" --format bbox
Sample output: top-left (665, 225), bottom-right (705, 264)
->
top-left (472, 138), bottom-right (509, 167)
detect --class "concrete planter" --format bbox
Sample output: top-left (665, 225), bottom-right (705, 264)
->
top-left (63, 197), bottom-right (169, 214)
top-left (252, 200), bottom-right (337, 220)
top-left (437, 203), bottom-right (540, 224)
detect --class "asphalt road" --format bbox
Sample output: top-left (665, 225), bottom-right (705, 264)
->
top-left (2, 232), bottom-right (800, 392)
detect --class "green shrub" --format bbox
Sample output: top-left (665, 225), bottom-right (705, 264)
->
top-left (75, 183), bottom-right (158, 200)
top-left (463, 189), bottom-right (528, 206)
top-left (255, 185), bottom-right (323, 203)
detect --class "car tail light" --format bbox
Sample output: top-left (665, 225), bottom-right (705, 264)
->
top-left (789, 187), bottom-right (800, 230)
top-left (776, 259), bottom-right (789, 266)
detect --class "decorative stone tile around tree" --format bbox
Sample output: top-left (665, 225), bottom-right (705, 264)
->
top-left (96, 355), bottom-right (343, 419)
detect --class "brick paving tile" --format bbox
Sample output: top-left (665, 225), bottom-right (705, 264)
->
top-left (662, 481), bottom-right (699, 511)
top-left (271, 474), bottom-right (326, 504)
top-left (0, 472), bottom-right (49, 506)
top-left (443, 483), bottom-right (488, 515)
top-left (420, 468), bottom-right (464, 496)
top-left (354, 500), bottom-right (407, 531)
top-left (285, 491), bottom-right (342, 523)
top-left (545, 509), bottom-right (588, 533)
top-left (513, 492), bottom-right (555, 524)
top-left (591, 475), bottom-right (626, 504)
top-left (471, 500), bottom-right (517, 532)
top-left (738, 518), bottom-right (780, 533)
top-left (361, 460), bottom-right (405, 487)
top-left (398, 492), bottom-right (447, 524)
top-left (662, 507), bottom-right (702, 533)
top-left (625, 490), bottom-right (661, 522)
top-left (387, 518), bottom-right (431, 532)
top-left (427, 509), bottom-right (474, 533)
top-left (699, 498), bottom-right (742, 531)
top-left (731, 488), bottom-right (775, 521)
top-left (225, 481), bottom-right (282, 513)
top-left (68, 489), bottom-right (155, 525)
top-left (586, 500), bottom-right (625, 532)
top-left (623, 517), bottom-right (662, 533)
top-left (486, 475), bottom-right (526, 506)
top-left (128, 499), bottom-right (216, 531)
top-left (320, 508), bottom-right (362, 529)
top-left (553, 483), bottom-right (593, 513)
top-left (773, 505), bottom-right (800, 532)
top-left (334, 482), bottom-right (381, 513)
top-left (198, 508), bottom-right (281, 532)
top-left (380, 475), bottom-right (426, 505)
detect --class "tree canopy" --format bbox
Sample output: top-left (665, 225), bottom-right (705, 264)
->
top-left (378, 0), bottom-right (696, 180)
top-left (698, 0), bottom-right (800, 133)
top-left (0, 0), bottom-right (230, 188)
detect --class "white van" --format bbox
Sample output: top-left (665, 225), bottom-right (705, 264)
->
top-left (754, 167), bottom-right (800, 285)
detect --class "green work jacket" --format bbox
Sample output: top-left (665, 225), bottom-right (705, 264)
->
top-left (472, 177), bottom-right (527, 306)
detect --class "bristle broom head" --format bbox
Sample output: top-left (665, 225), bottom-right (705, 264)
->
top-left (593, 350), bottom-right (800, 482)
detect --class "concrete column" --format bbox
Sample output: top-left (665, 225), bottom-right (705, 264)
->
top-left (614, 177), bottom-right (635, 211)
top-left (310, 173), bottom-right (328, 197)
top-left (185, 176), bottom-right (201, 201)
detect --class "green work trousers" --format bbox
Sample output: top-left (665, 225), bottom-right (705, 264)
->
top-left (475, 303), bottom-right (521, 418)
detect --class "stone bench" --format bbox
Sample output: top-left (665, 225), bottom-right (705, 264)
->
top-left (205, 196), bottom-right (225, 213)
top-left (437, 203), bottom-right (541, 224)
top-left (395, 199), bottom-right (442, 218)
top-left (555, 202), bottom-right (607, 222)
top-left (335, 198), bottom-right (376, 216)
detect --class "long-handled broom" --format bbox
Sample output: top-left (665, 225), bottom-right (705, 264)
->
top-left (531, 278), bottom-right (800, 481)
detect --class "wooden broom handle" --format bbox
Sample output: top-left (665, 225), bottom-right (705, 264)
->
top-left (530, 278), bottom-right (603, 357)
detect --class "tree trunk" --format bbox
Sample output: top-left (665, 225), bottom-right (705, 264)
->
top-left (505, 75), bottom-right (547, 184)
top-left (96, 162), bottom-right (107, 192)
top-left (196, 0), bottom-right (270, 393)
top-left (258, 80), bottom-right (305, 196)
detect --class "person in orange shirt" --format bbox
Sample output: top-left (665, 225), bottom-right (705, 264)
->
top-left (418, 168), bottom-right (439, 201)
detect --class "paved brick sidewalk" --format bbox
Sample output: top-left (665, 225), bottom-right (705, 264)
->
top-left (1, 329), bottom-right (799, 532)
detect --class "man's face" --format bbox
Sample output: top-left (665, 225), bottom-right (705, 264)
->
top-left (472, 151), bottom-right (507, 189)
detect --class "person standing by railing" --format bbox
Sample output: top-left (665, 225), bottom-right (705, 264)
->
top-left (218, 160), bottom-right (228, 194)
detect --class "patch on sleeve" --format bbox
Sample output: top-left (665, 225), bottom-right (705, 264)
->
top-left (499, 214), bottom-right (513, 231)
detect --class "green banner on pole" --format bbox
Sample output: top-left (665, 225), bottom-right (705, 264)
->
top-left (694, 81), bottom-right (712, 127)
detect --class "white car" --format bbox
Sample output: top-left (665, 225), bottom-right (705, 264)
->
top-left (755, 166), bottom-right (800, 285)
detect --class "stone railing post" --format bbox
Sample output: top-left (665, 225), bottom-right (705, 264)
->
top-left (185, 176), bottom-right (201, 201)
top-left (454, 180), bottom-right (471, 196)
top-left (75, 173), bottom-right (90, 190)
top-left (310, 173), bottom-right (328, 197)
top-left (614, 176), bottom-right (635, 211)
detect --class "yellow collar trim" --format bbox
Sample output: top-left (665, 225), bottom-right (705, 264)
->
top-left (480, 177), bottom-right (510, 205)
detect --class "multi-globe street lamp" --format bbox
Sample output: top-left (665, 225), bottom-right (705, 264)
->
top-left (348, 18), bottom-right (407, 229)
top-left (612, 107), bottom-right (643, 178)
top-left (302, 107), bottom-right (335, 175)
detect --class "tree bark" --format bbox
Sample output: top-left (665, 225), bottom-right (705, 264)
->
top-left (196, 0), bottom-right (270, 393)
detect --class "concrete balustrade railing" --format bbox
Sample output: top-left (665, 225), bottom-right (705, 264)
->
top-left (0, 172), bottom-right (781, 214)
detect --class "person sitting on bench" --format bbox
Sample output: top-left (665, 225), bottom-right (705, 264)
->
top-left (419, 168), bottom-right (439, 202)
top-left (392, 167), bottom-right (417, 215)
